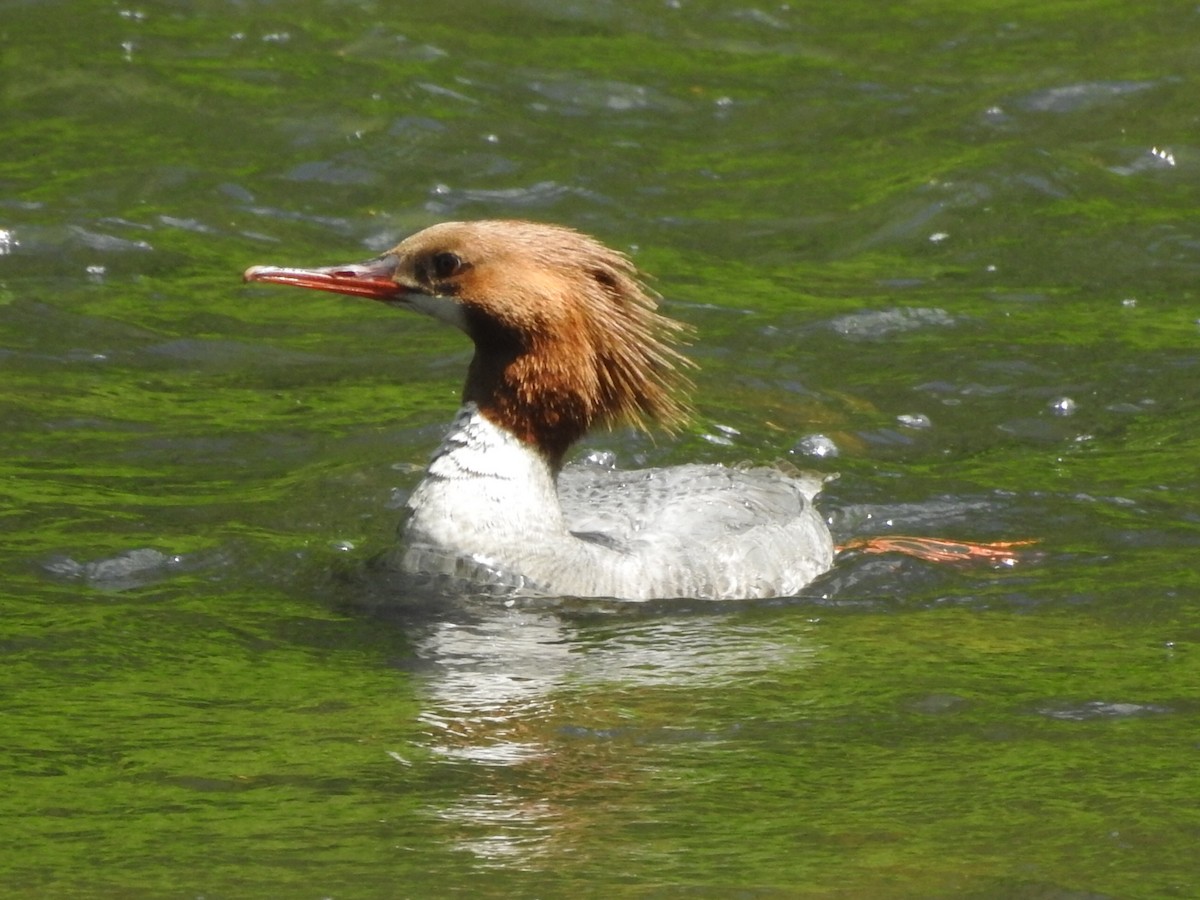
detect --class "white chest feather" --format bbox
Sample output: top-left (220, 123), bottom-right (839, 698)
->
top-left (404, 404), bottom-right (565, 549)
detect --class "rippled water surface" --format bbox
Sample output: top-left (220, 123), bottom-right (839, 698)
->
top-left (4, 1), bottom-right (1200, 897)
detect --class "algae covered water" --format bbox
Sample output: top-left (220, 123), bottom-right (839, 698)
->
top-left (2, 1), bottom-right (1199, 896)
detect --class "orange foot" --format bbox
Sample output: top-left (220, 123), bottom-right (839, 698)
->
top-left (837, 536), bottom-right (1037, 566)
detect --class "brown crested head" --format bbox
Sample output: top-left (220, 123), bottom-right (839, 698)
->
top-left (245, 220), bottom-right (695, 465)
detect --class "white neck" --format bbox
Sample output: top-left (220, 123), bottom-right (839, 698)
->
top-left (403, 404), bottom-right (568, 566)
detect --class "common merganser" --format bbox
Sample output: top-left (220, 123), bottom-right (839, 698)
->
top-left (244, 220), bottom-right (837, 600)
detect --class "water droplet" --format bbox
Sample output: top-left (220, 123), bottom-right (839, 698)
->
top-left (1050, 396), bottom-right (1076, 416)
top-left (897, 413), bottom-right (932, 429)
top-left (1150, 146), bottom-right (1176, 166)
top-left (791, 433), bottom-right (839, 459)
top-left (578, 449), bottom-right (617, 469)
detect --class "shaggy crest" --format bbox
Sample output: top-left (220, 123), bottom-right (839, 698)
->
top-left (248, 220), bottom-right (695, 465)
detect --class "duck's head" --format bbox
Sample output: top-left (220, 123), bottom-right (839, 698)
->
top-left (244, 220), bottom-right (694, 465)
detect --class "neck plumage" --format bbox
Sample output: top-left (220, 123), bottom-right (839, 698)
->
top-left (405, 402), bottom-right (567, 539)
top-left (463, 355), bottom-right (591, 471)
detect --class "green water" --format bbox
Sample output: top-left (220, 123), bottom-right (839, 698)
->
top-left (3, 1), bottom-right (1200, 896)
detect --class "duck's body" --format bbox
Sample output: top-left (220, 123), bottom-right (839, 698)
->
top-left (245, 220), bottom-right (834, 600)
top-left (399, 403), bottom-right (832, 599)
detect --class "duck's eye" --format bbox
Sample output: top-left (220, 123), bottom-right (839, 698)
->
top-left (429, 251), bottom-right (464, 281)
top-left (590, 266), bottom-right (619, 292)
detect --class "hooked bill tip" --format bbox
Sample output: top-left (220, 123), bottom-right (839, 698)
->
top-left (243, 264), bottom-right (279, 283)
top-left (242, 259), bottom-right (407, 301)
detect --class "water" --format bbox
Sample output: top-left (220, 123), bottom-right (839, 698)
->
top-left (3, 1), bottom-right (1200, 896)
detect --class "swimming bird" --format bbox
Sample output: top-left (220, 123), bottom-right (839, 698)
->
top-left (244, 220), bottom-right (837, 600)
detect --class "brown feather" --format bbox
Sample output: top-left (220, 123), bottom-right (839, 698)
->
top-left (387, 220), bottom-right (695, 465)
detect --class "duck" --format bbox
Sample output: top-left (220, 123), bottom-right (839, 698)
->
top-left (244, 220), bottom-right (838, 600)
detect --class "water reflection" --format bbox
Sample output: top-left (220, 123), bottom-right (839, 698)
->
top-left (401, 597), bottom-right (818, 864)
